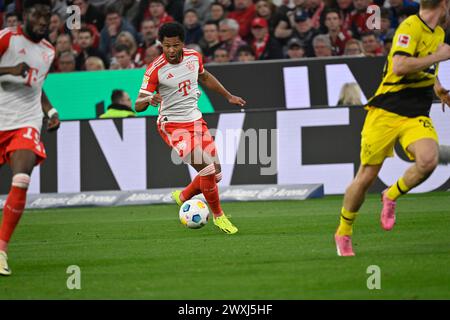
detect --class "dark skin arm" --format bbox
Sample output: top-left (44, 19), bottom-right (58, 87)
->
top-left (41, 90), bottom-right (60, 132)
top-left (0, 62), bottom-right (30, 77)
top-left (198, 70), bottom-right (246, 107)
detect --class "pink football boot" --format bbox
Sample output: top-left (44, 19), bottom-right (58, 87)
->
top-left (381, 190), bottom-right (396, 231)
top-left (335, 234), bottom-right (355, 256)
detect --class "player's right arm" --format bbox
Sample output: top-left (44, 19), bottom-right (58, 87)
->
top-left (135, 61), bottom-right (161, 112)
top-left (0, 29), bottom-right (30, 78)
top-left (0, 62), bottom-right (30, 77)
top-left (391, 21), bottom-right (450, 76)
top-left (393, 43), bottom-right (450, 76)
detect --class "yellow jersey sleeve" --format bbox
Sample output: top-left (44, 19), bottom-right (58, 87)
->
top-left (391, 20), bottom-right (420, 57)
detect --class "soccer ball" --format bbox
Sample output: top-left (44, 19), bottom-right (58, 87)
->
top-left (179, 199), bottom-right (210, 229)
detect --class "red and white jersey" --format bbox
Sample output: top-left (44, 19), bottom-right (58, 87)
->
top-left (0, 26), bottom-right (55, 132)
top-left (140, 48), bottom-right (204, 122)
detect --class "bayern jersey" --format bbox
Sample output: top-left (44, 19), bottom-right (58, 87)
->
top-left (140, 48), bottom-right (204, 122)
top-left (0, 26), bottom-right (55, 132)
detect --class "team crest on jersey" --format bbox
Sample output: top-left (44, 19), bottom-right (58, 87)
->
top-left (186, 60), bottom-right (195, 72)
top-left (397, 34), bottom-right (411, 48)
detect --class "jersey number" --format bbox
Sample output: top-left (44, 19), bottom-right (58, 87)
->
top-left (178, 80), bottom-right (191, 96)
top-left (23, 128), bottom-right (42, 152)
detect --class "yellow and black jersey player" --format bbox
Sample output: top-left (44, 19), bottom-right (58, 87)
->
top-left (334, 0), bottom-right (450, 256)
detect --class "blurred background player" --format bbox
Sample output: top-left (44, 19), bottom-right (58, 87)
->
top-left (335, 0), bottom-right (450, 256)
top-left (134, 22), bottom-right (245, 234)
top-left (0, 0), bottom-right (60, 275)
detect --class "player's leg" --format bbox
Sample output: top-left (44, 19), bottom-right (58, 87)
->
top-left (0, 150), bottom-right (35, 276)
top-left (335, 164), bottom-right (382, 256)
top-left (335, 107), bottom-right (396, 256)
top-left (173, 121), bottom-right (222, 204)
top-left (381, 116), bottom-right (439, 231)
top-left (185, 147), bottom-right (237, 234)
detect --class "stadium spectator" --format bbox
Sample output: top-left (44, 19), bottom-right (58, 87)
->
top-left (335, 0), bottom-right (355, 32)
top-left (206, 1), bottom-right (227, 23)
top-left (199, 20), bottom-right (222, 62)
top-left (306, 0), bottom-right (326, 30)
top-left (52, 0), bottom-right (69, 18)
top-left (143, 44), bottom-right (163, 65)
top-left (255, 0), bottom-right (279, 35)
top-left (147, 0), bottom-right (175, 28)
top-left (361, 31), bottom-right (383, 56)
top-left (113, 44), bottom-right (136, 69)
top-left (99, 5), bottom-right (140, 60)
top-left (184, 0), bottom-right (214, 24)
top-left (139, 19), bottom-right (159, 51)
top-left (119, 0), bottom-right (141, 24)
top-left (274, 0), bottom-right (310, 42)
top-left (85, 56), bottom-right (106, 71)
top-left (228, 0), bottom-right (256, 41)
top-left (48, 13), bottom-right (63, 44)
top-left (73, 0), bottom-right (105, 31)
top-left (387, 0), bottom-right (419, 29)
top-left (217, 0), bottom-right (235, 13)
top-left (250, 17), bottom-right (283, 60)
top-left (76, 27), bottom-right (108, 70)
top-left (55, 33), bottom-right (75, 56)
top-left (286, 10), bottom-right (320, 57)
top-left (313, 34), bottom-right (333, 57)
top-left (349, 0), bottom-right (371, 38)
top-left (184, 9), bottom-right (204, 45)
top-left (285, 37), bottom-right (306, 59)
top-left (4, 11), bottom-right (19, 29)
top-left (337, 82), bottom-right (363, 105)
top-left (116, 31), bottom-right (142, 67)
top-left (213, 47), bottom-right (231, 63)
top-left (324, 9), bottom-right (353, 56)
top-left (100, 89), bottom-right (136, 119)
top-left (377, 7), bottom-right (396, 44)
top-left (57, 52), bottom-right (77, 73)
top-left (218, 18), bottom-right (248, 61)
top-left (237, 44), bottom-right (256, 61)
top-left (343, 38), bottom-right (365, 56)
top-left (166, 0), bottom-right (186, 23)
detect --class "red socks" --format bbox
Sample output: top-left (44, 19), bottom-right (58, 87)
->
top-left (181, 174), bottom-right (201, 202)
top-left (199, 164), bottom-right (223, 218)
top-left (181, 169), bottom-right (223, 202)
top-left (0, 174), bottom-right (30, 252)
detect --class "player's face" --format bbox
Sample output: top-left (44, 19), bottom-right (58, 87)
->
top-left (25, 5), bottom-right (51, 42)
top-left (162, 36), bottom-right (184, 64)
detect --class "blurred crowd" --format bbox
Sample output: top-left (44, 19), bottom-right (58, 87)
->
top-left (1, 0), bottom-right (449, 73)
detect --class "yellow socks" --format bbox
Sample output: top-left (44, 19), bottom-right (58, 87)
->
top-left (336, 207), bottom-right (358, 236)
top-left (386, 177), bottom-right (410, 201)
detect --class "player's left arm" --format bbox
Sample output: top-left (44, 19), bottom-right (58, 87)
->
top-left (198, 69), bottom-right (246, 107)
top-left (41, 90), bottom-right (60, 132)
top-left (434, 77), bottom-right (450, 111)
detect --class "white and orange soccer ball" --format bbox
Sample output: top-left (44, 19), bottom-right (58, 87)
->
top-left (179, 199), bottom-right (210, 229)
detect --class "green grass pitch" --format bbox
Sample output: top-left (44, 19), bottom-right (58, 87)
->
top-left (0, 192), bottom-right (449, 299)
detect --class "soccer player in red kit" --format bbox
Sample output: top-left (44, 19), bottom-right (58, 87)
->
top-left (0, 0), bottom-right (60, 275)
top-left (135, 22), bottom-right (246, 234)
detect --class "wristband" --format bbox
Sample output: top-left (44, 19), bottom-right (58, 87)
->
top-left (47, 108), bottom-right (58, 118)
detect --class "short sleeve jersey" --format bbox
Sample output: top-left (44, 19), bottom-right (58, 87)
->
top-left (0, 26), bottom-right (56, 131)
top-left (368, 15), bottom-right (445, 117)
top-left (140, 48), bottom-right (204, 122)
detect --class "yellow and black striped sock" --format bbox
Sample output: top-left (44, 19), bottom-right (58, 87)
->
top-left (386, 177), bottom-right (410, 201)
top-left (336, 207), bottom-right (357, 236)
